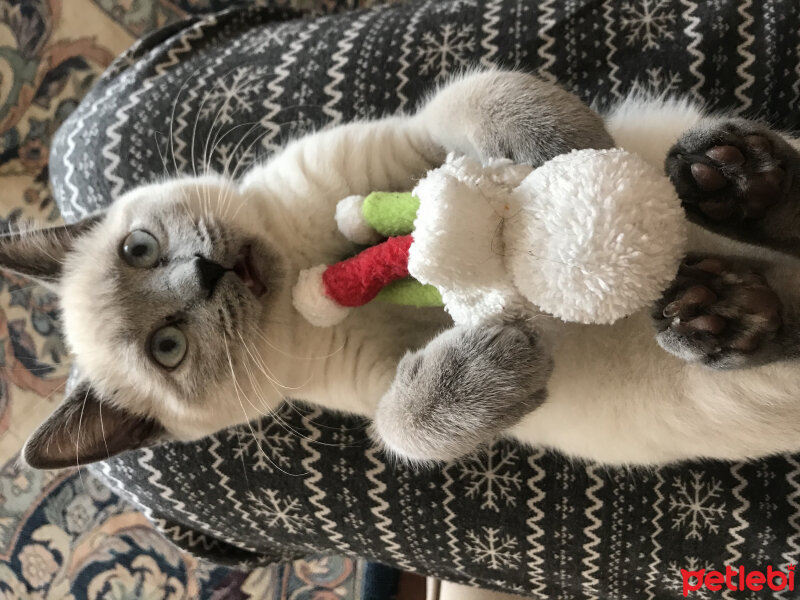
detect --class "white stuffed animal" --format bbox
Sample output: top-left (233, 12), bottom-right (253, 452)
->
top-left (293, 148), bottom-right (687, 327)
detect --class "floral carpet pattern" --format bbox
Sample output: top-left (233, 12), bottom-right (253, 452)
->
top-left (0, 0), bottom-right (377, 597)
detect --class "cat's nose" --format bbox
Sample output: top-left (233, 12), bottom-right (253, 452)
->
top-left (194, 255), bottom-right (227, 298)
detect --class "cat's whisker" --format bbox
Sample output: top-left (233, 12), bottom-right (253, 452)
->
top-left (237, 331), bottom-right (361, 447)
top-left (74, 386), bottom-right (90, 490)
top-left (169, 66), bottom-right (205, 178)
top-left (215, 122), bottom-right (265, 214)
top-left (238, 331), bottom-right (312, 391)
top-left (251, 327), bottom-right (345, 360)
top-left (153, 131), bottom-right (172, 179)
top-left (98, 401), bottom-right (111, 462)
top-left (224, 335), bottom-right (304, 476)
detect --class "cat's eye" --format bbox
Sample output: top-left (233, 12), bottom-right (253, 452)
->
top-left (149, 325), bottom-right (187, 369)
top-left (121, 230), bottom-right (160, 268)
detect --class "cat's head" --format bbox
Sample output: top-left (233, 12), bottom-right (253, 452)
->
top-left (3, 176), bottom-right (285, 469)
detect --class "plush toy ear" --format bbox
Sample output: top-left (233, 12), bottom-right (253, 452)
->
top-left (0, 215), bottom-right (103, 289)
top-left (23, 380), bottom-right (166, 470)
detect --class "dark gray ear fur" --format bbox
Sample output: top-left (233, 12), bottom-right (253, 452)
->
top-left (23, 380), bottom-right (166, 470)
top-left (0, 214), bottom-right (103, 289)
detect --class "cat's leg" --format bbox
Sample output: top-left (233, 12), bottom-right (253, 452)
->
top-left (650, 254), bottom-right (798, 369)
top-left (244, 70), bottom-right (613, 218)
top-left (665, 119), bottom-right (800, 255)
top-left (373, 319), bottom-right (553, 463)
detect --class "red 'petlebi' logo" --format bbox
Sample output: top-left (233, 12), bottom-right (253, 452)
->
top-left (682, 565), bottom-right (796, 596)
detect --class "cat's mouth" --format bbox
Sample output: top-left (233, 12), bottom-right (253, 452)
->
top-left (232, 245), bottom-right (267, 297)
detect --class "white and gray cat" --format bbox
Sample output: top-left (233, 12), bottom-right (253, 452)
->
top-left (11, 69), bottom-right (800, 470)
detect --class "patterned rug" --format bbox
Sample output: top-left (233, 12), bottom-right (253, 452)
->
top-left (0, 0), bottom-right (379, 597)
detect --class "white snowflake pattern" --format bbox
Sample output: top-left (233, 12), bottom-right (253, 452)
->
top-left (668, 471), bottom-right (726, 540)
top-left (199, 67), bottom-right (266, 126)
top-left (620, 0), bottom-right (677, 50)
top-left (662, 558), bottom-right (713, 600)
top-left (465, 527), bottom-right (521, 570)
top-left (630, 67), bottom-right (683, 96)
top-left (211, 139), bottom-right (261, 175)
top-left (249, 488), bottom-right (314, 534)
top-left (429, 0), bottom-right (478, 13)
top-left (417, 23), bottom-right (476, 81)
top-left (240, 28), bottom-right (288, 55)
top-left (227, 417), bottom-right (297, 473)
top-left (459, 445), bottom-right (522, 512)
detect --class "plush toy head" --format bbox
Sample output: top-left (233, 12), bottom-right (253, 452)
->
top-left (505, 148), bottom-right (687, 324)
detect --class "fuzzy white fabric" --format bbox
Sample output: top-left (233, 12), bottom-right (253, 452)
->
top-left (409, 150), bottom-right (686, 325)
top-left (334, 194), bottom-right (382, 245)
top-left (508, 149), bottom-right (686, 324)
top-left (292, 264), bottom-right (352, 327)
top-left (408, 156), bottom-right (531, 326)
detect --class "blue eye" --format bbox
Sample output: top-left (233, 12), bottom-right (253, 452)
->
top-left (122, 230), bottom-right (160, 268)
top-left (150, 325), bottom-right (187, 369)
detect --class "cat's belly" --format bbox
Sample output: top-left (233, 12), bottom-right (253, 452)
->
top-left (508, 311), bottom-right (800, 465)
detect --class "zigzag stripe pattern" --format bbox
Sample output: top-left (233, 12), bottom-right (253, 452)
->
top-left (602, 0), bottom-right (622, 101)
top-left (734, 0), bottom-right (755, 114)
top-left (396, 0), bottom-right (430, 111)
top-left (644, 470), bottom-right (665, 600)
top-left (680, 0), bottom-right (706, 102)
top-left (525, 450), bottom-right (547, 599)
top-left (206, 436), bottom-right (262, 551)
top-left (441, 462), bottom-right (465, 574)
top-left (581, 465), bottom-right (604, 600)
top-left (722, 463), bottom-right (750, 600)
top-left (62, 80), bottom-right (123, 216)
top-left (260, 22), bottom-right (321, 154)
top-left (479, 0), bottom-right (502, 68)
top-left (535, 0), bottom-right (557, 82)
top-left (300, 406), bottom-right (352, 552)
top-left (778, 455), bottom-right (800, 600)
top-left (323, 13), bottom-right (370, 125)
top-left (103, 19), bottom-right (209, 194)
top-left (365, 445), bottom-right (410, 569)
top-left (97, 455), bottom-right (215, 552)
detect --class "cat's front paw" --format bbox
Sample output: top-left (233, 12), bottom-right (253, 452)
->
top-left (653, 256), bottom-right (782, 368)
top-left (373, 322), bottom-right (552, 463)
top-left (666, 120), bottom-right (795, 226)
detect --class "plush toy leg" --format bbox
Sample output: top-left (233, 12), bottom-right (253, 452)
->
top-left (293, 235), bottom-right (414, 327)
top-left (324, 235), bottom-right (414, 305)
top-left (376, 278), bottom-right (443, 307)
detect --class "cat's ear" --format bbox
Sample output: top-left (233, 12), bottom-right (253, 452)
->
top-left (0, 214), bottom-right (103, 289)
top-left (23, 380), bottom-right (166, 469)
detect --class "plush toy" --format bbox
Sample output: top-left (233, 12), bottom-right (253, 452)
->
top-left (292, 149), bottom-right (688, 328)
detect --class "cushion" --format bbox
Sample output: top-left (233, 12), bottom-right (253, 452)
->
top-left (49, 1), bottom-right (800, 597)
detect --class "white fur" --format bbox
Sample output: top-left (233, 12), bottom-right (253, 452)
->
top-left (57, 73), bottom-right (800, 467)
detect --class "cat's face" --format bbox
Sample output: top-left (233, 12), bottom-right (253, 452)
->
top-left (5, 176), bottom-right (285, 469)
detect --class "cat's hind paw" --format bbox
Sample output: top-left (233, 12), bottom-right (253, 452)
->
top-left (666, 120), bottom-right (795, 225)
top-left (653, 256), bottom-right (782, 368)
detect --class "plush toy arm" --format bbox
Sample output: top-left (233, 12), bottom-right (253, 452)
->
top-left (335, 192), bottom-right (419, 244)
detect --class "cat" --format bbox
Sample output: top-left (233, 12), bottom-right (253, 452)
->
top-left (10, 69), bottom-right (800, 470)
